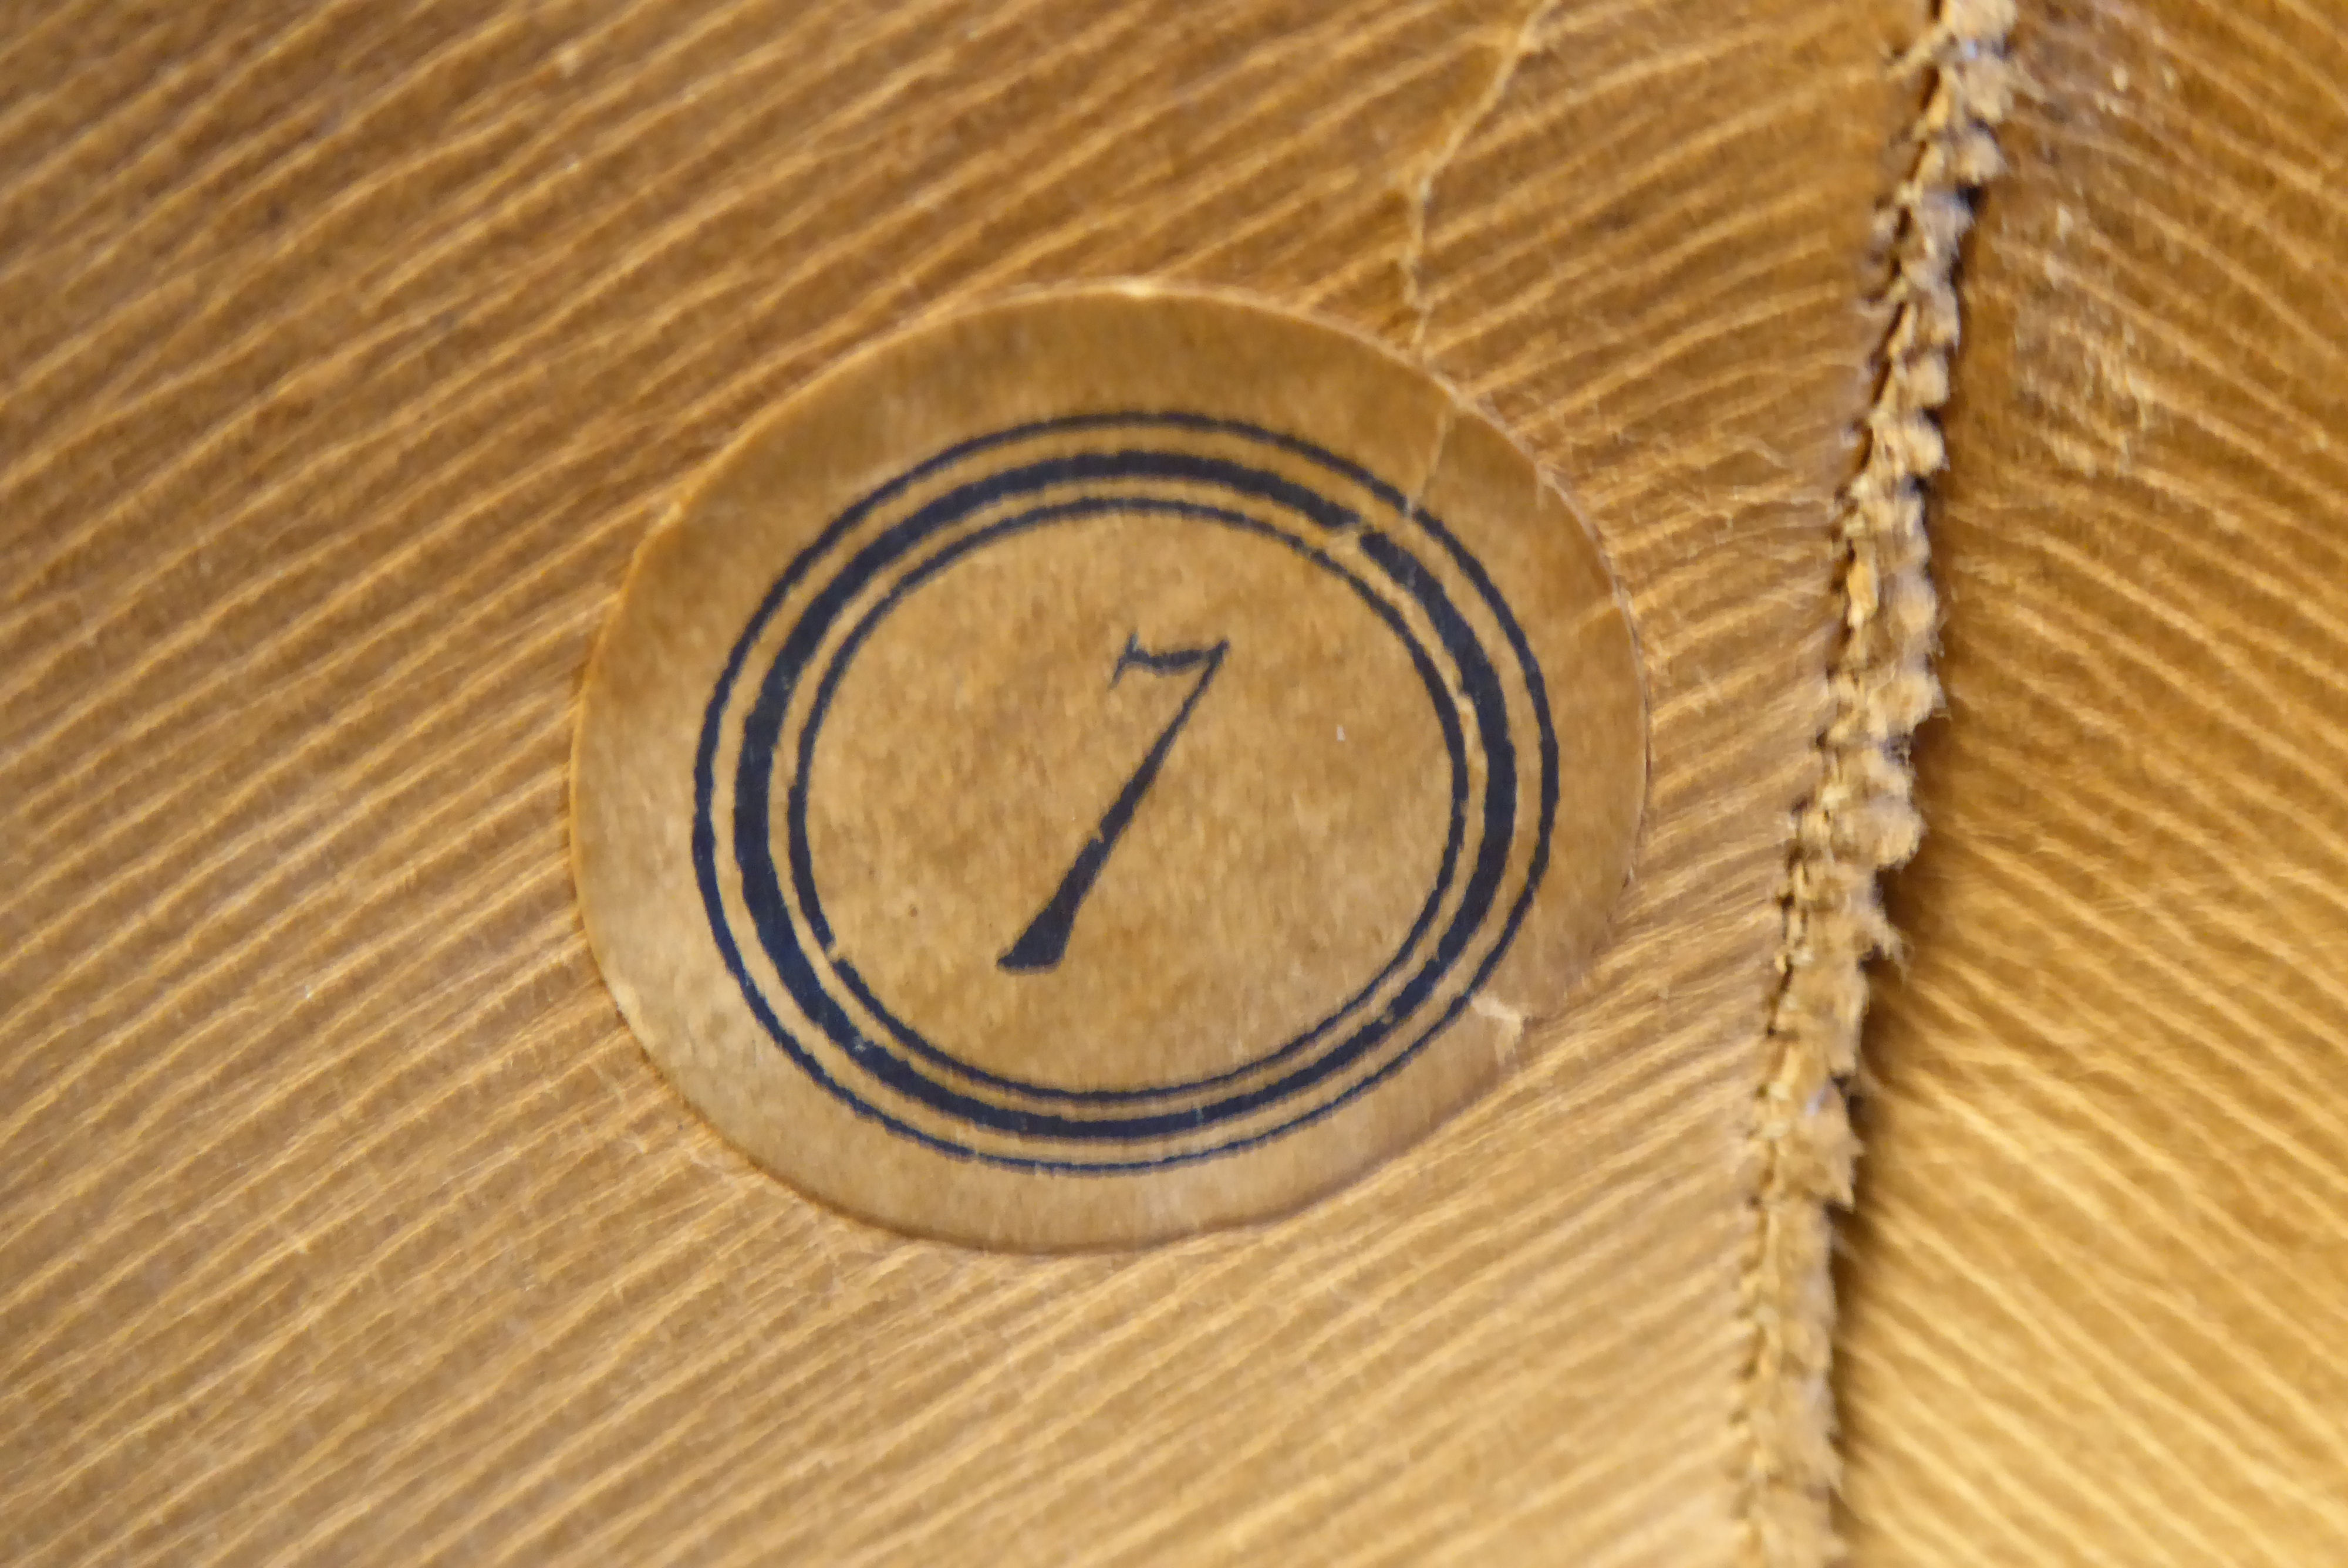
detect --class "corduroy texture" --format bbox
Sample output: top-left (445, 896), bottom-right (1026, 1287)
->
top-left (1736, 3), bottom-right (2013, 1563)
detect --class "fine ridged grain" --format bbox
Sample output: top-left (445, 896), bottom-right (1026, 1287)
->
top-left (1, 4), bottom-right (1912, 1562)
top-left (1836, 0), bottom-right (2348, 1561)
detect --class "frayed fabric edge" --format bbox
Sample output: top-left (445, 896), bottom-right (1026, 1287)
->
top-left (1733, 4), bottom-right (2017, 1564)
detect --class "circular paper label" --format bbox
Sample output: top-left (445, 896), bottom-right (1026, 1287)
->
top-left (573, 289), bottom-right (1645, 1249)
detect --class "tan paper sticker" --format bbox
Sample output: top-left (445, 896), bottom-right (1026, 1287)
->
top-left (572, 288), bottom-right (1646, 1249)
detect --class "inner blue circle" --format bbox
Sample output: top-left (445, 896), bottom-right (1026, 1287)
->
top-left (732, 450), bottom-right (1514, 1143)
top-left (793, 496), bottom-right (1468, 1105)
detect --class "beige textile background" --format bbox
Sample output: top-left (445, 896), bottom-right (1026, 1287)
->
top-left (1837, 0), bottom-right (2348, 1561)
top-left (0, 2), bottom-right (1916, 1563)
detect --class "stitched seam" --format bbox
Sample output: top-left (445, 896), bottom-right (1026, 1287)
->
top-left (1733, 4), bottom-right (2016, 1565)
